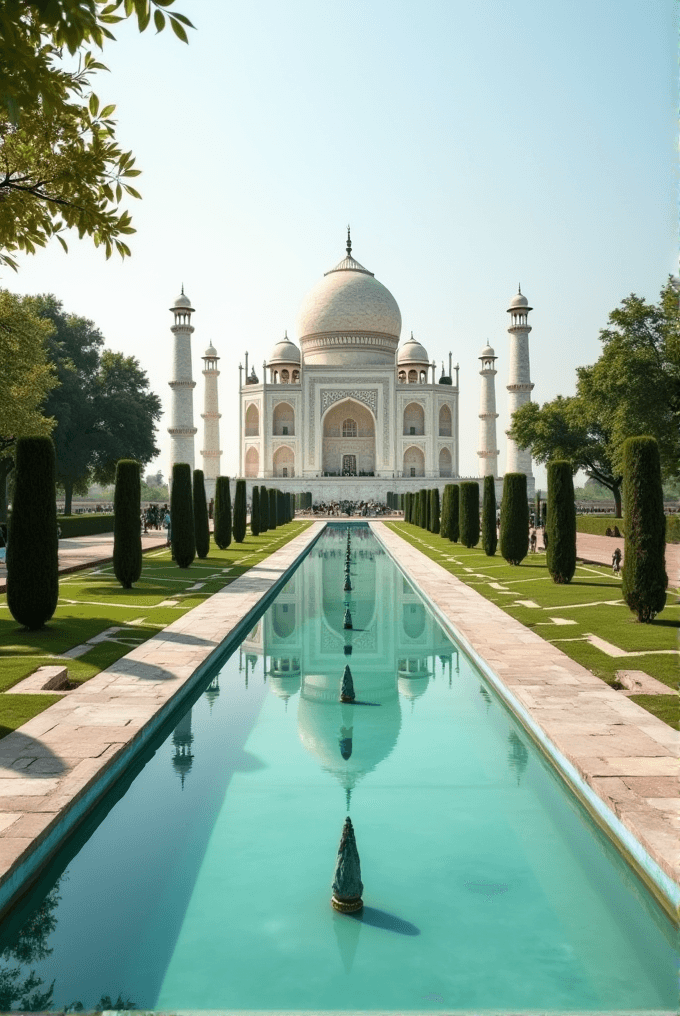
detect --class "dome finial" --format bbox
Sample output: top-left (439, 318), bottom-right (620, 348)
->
top-left (346, 224), bottom-right (352, 257)
top-left (181, 282), bottom-right (184, 295)
top-left (518, 282), bottom-right (521, 294)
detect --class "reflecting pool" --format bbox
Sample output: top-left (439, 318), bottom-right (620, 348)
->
top-left (0, 524), bottom-right (675, 1011)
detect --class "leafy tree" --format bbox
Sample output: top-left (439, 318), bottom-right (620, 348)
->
top-left (213, 476), bottom-right (231, 550)
top-left (546, 461), bottom-right (576, 583)
top-left (112, 458), bottom-right (141, 588)
top-left (170, 463), bottom-right (194, 568)
top-left (259, 484), bottom-right (268, 533)
top-left (250, 485), bottom-right (260, 537)
top-left (481, 475), bottom-right (497, 556)
top-left (500, 473), bottom-right (529, 565)
top-left (0, 1), bottom-right (193, 270)
top-left (0, 290), bottom-right (58, 522)
top-left (29, 295), bottom-right (161, 514)
top-left (621, 436), bottom-right (667, 622)
top-left (428, 488), bottom-right (440, 534)
top-left (192, 469), bottom-right (209, 559)
top-left (233, 479), bottom-right (247, 542)
top-left (459, 482), bottom-right (479, 548)
top-left (7, 436), bottom-right (59, 628)
top-left (0, 877), bottom-right (61, 1011)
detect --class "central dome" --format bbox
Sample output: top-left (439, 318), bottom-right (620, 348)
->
top-left (296, 241), bottom-right (401, 366)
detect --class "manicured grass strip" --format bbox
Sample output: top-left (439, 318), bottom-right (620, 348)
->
top-left (628, 695), bottom-right (679, 727)
top-left (0, 522), bottom-right (310, 737)
top-left (386, 522), bottom-right (679, 727)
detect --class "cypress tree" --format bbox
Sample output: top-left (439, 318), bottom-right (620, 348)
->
top-left (621, 436), bottom-right (667, 622)
top-left (259, 484), bottom-right (268, 533)
top-left (269, 488), bottom-right (278, 530)
top-left (193, 469), bottom-right (210, 559)
top-left (546, 461), bottom-right (576, 583)
top-left (214, 476), bottom-right (232, 550)
top-left (535, 489), bottom-right (541, 526)
top-left (419, 488), bottom-right (428, 529)
top-left (113, 459), bottom-right (142, 588)
top-left (276, 489), bottom-right (284, 526)
top-left (481, 475), bottom-right (497, 556)
top-left (7, 436), bottom-right (59, 629)
top-left (405, 491), bottom-right (412, 524)
top-left (449, 484), bottom-right (460, 542)
top-left (171, 463), bottom-right (195, 568)
top-left (429, 488), bottom-right (440, 534)
top-left (500, 473), bottom-right (528, 565)
top-left (459, 481), bottom-right (480, 548)
top-left (413, 491), bottom-right (420, 527)
top-left (440, 484), bottom-right (454, 539)
top-left (541, 500), bottom-right (547, 528)
top-left (251, 485), bottom-right (260, 537)
top-left (233, 478), bottom-right (247, 542)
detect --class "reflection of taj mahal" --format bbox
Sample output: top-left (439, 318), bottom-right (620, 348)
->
top-left (238, 230), bottom-right (535, 501)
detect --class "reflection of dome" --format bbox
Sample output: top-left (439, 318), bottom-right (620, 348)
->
top-left (397, 332), bottom-right (429, 364)
top-left (269, 674), bottom-right (301, 703)
top-left (296, 238), bottom-right (401, 366)
top-left (398, 674), bottom-right (430, 702)
top-left (269, 331), bottom-right (301, 364)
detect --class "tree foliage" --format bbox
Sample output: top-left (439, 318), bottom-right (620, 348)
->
top-left (500, 473), bottom-right (528, 565)
top-left (268, 488), bottom-right (277, 530)
top-left (192, 469), bottom-right (209, 559)
top-left (439, 485), bottom-right (453, 539)
top-left (250, 485), bottom-right (260, 537)
top-left (621, 437), bottom-right (667, 622)
top-left (233, 479), bottom-right (246, 543)
top-left (0, 1), bottom-right (193, 270)
top-left (459, 482), bottom-right (479, 548)
top-left (112, 458), bottom-right (141, 588)
top-left (481, 475), bottom-right (497, 556)
top-left (170, 462), bottom-right (194, 568)
top-left (259, 484), bottom-right (268, 533)
top-left (546, 461), bottom-right (576, 584)
top-left (7, 436), bottom-right (59, 628)
top-left (213, 476), bottom-right (231, 550)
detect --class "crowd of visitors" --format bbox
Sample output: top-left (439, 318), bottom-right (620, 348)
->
top-left (299, 499), bottom-right (398, 517)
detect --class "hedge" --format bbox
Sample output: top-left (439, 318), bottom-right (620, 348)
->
top-left (440, 484), bottom-right (454, 540)
top-left (419, 488), bottom-right (428, 529)
top-left (214, 476), bottom-right (232, 549)
top-left (621, 436), bottom-right (667, 623)
top-left (113, 459), bottom-right (142, 588)
top-left (481, 475), bottom-right (497, 556)
top-left (459, 482), bottom-right (480, 548)
top-left (268, 488), bottom-right (278, 530)
top-left (171, 463), bottom-right (195, 568)
top-left (55, 513), bottom-right (115, 537)
top-left (576, 515), bottom-right (680, 543)
top-left (546, 461), bottom-right (576, 583)
top-left (193, 469), bottom-right (210, 559)
top-left (500, 473), bottom-right (528, 565)
top-left (233, 479), bottom-right (247, 542)
top-left (429, 488), bottom-right (440, 534)
top-left (259, 485), bottom-right (269, 533)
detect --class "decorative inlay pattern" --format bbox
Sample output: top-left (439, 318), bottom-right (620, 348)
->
top-left (321, 388), bottom-right (377, 415)
top-left (308, 376), bottom-right (391, 462)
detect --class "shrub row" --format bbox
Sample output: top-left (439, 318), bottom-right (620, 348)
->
top-left (576, 514), bottom-right (680, 543)
top-left (55, 513), bottom-right (116, 538)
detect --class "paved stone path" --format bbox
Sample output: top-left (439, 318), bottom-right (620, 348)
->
top-left (373, 522), bottom-right (679, 916)
top-left (0, 529), bottom-right (169, 592)
top-left (576, 531), bottom-right (680, 586)
top-left (0, 522), bottom-right (324, 913)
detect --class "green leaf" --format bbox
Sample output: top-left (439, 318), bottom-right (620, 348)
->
top-left (100, 104), bottom-right (116, 118)
top-left (89, 93), bottom-right (100, 116)
top-left (153, 9), bottom-right (165, 31)
top-left (170, 17), bottom-right (188, 42)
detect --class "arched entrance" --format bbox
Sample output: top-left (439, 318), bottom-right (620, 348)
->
top-left (245, 447), bottom-right (259, 477)
top-left (403, 446), bottom-right (425, 477)
top-left (273, 445), bottom-right (295, 477)
top-left (322, 399), bottom-right (375, 476)
top-left (273, 402), bottom-right (295, 436)
top-left (245, 404), bottom-right (259, 436)
top-left (439, 447), bottom-right (452, 477)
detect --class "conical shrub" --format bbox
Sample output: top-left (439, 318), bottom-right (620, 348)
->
top-left (251, 485), bottom-right (260, 536)
top-left (7, 437), bottom-right (59, 629)
top-left (259, 485), bottom-right (268, 533)
top-left (233, 479), bottom-right (247, 542)
top-left (193, 469), bottom-right (210, 559)
top-left (429, 488), bottom-right (440, 534)
top-left (113, 459), bottom-right (142, 588)
top-left (546, 461), bottom-right (576, 583)
top-left (500, 473), bottom-right (528, 565)
top-left (419, 488), bottom-right (428, 529)
top-left (459, 482), bottom-right (480, 548)
top-left (268, 488), bottom-right (277, 530)
top-left (450, 484), bottom-right (460, 542)
top-left (171, 463), bottom-right (195, 568)
top-left (621, 436), bottom-right (667, 622)
top-left (214, 476), bottom-right (232, 549)
top-left (481, 475), bottom-right (497, 556)
top-left (440, 484), bottom-right (454, 539)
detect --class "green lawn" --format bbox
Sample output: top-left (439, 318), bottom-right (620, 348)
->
top-left (386, 522), bottom-right (679, 728)
top-left (0, 523), bottom-right (310, 734)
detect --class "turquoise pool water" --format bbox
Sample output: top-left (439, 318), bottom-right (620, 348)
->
top-left (0, 524), bottom-right (676, 1011)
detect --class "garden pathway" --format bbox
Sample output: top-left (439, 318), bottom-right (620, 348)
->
top-left (576, 532), bottom-right (679, 585)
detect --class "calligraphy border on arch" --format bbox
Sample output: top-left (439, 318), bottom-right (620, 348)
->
top-left (308, 377), bottom-right (390, 461)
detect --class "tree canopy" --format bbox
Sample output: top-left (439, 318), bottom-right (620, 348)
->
top-left (0, 1), bottom-right (193, 270)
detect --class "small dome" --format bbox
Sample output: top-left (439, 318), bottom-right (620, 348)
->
top-left (269, 331), bottom-right (301, 364)
top-left (508, 288), bottom-right (529, 309)
top-left (204, 342), bottom-right (218, 357)
top-left (480, 343), bottom-right (495, 358)
top-left (174, 290), bottom-right (192, 308)
top-left (398, 332), bottom-right (429, 364)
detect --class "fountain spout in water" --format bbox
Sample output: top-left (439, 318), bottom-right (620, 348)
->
top-left (331, 816), bottom-right (363, 913)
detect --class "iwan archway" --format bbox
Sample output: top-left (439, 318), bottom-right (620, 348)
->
top-left (322, 398), bottom-right (376, 476)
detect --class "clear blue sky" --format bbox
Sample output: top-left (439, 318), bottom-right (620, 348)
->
top-left (7, 0), bottom-right (677, 486)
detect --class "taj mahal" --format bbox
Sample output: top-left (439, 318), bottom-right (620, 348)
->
top-left (167, 230), bottom-right (535, 501)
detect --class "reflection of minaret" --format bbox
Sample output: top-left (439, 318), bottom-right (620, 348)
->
top-left (200, 341), bottom-right (221, 503)
top-left (168, 287), bottom-right (197, 477)
top-left (507, 729), bottom-right (529, 785)
top-left (172, 708), bottom-right (194, 788)
top-left (204, 676), bottom-right (220, 712)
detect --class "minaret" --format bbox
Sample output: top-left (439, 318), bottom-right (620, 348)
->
top-left (477, 342), bottom-right (499, 477)
top-left (168, 287), bottom-right (197, 477)
top-left (200, 341), bottom-right (221, 502)
top-left (505, 287), bottom-right (534, 479)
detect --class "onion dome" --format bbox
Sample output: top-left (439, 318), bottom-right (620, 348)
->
top-left (269, 330), bottom-right (301, 365)
top-left (173, 285), bottom-right (192, 309)
top-left (203, 342), bottom-right (218, 357)
top-left (508, 286), bottom-right (531, 310)
top-left (296, 228), bottom-right (402, 366)
top-left (398, 332), bottom-right (429, 365)
top-left (480, 343), bottom-right (495, 358)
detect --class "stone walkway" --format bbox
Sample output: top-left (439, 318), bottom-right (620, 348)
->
top-left (0, 529), bottom-right (169, 592)
top-left (576, 531), bottom-right (680, 586)
top-left (0, 522), bottom-right (324, 913)
top-left (372, 522), bottom-right (679, 917)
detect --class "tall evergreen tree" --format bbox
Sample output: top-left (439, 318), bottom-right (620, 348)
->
top-left (429, 488), bottom-right (440, 534)
top-left (481, 474), bottom-right (497, 556)
top-left (7, 436), bottom-right (59, 629)
top-left (440, 484), bottom-right (454, 539)
top-left (171, 463), bottom-right (195, 568)
top-left (276, 489), bottom-right (285, 526)
top-left (621, 436), bottom-right (667, 622)
top-left (500, 473), bottom-right (528, 565)
top-left (233, 479), bottom-right (247, 542)
top-left (450, 484), bottom-right (460, 542)
top-left (546, 461), bottom-right (576, 583)
top-left (193, 469), bottom-right (210, 559)
top-left (251, 485), bottom-right (260, 537)
top-left (268, 488), bottom-right (278, 530)
top-left (259, 484), bottom-right (269, 533)
top-left (214, 476), bottom-right (232, 550)
top-left (419, 488), bottom-right (428, 529)
top-left (113, 459), bottom-right (142, 588)
top-left (405, 491), bottom-right (412, 524)
top-left (459, 482), bottom-right (480, 548)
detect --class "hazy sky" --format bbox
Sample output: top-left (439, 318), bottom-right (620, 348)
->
top-left (7, 0), bottom-right (676, 487)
